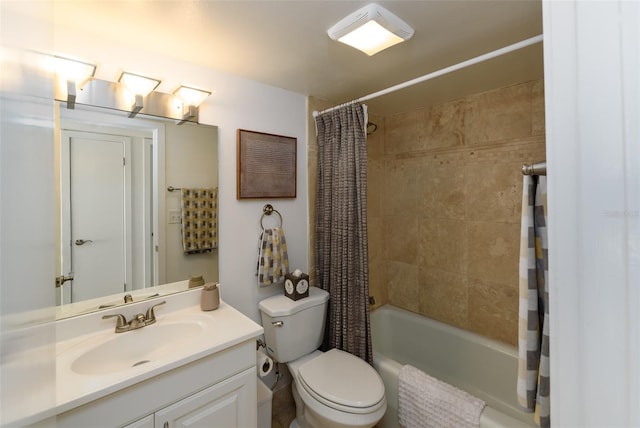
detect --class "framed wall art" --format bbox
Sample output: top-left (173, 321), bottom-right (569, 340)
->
top-left (236, 129), bottom-right (297, 199)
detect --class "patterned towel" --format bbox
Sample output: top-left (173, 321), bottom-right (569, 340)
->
top-left (517, 175), bottom-right (549, 427)
top-left (257, 227), bottom-right (289, 287)
top-left (181, 187), bottom-right (218, 254)
top-left (398, 365), bottom-right (486, 428)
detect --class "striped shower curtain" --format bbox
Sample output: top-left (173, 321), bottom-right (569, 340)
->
top-left (314, 103), bottom-right (373, 365)
top-left (517, 175), bottom-right (550, 427)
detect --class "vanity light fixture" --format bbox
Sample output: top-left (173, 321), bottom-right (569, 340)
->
top-left (53, 56), bottom-right (96, 109)
top-left (50, 54), bottom-right (210, 123)
top-left (174, 85), bottom-right (211, 107)
top-left (327, 3), bottom-right (414, 56)
top-left (174, 85), bottom-right (212, 125)
top-left (118, 71), bottom-right (161, 118)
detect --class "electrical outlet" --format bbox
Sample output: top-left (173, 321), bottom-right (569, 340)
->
top-left (168, 210), bottom-right (181, 224)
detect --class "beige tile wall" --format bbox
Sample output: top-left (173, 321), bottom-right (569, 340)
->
top-left (308, 80), bottom-right (543, 345)
top-left (370, 80), bottom-right (546, 346)
top-left (366, 112), bottom-right (388, 308)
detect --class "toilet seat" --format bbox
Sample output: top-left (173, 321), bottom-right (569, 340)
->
top-left (297, 349), bottom-right (386, 414)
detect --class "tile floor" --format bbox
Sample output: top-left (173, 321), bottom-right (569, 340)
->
top-left (271, 384), bottom-right (296, 428)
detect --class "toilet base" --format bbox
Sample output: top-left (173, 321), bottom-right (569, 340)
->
top-left (290, 378), bottom-right (385, 428)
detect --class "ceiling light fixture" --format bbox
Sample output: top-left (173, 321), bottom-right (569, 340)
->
top-left (328, 3), bottom-right (414, 56)
top-left (174, 85), bottom-right (212, 125)
top-left (118, 72), bottom-right (161, 118)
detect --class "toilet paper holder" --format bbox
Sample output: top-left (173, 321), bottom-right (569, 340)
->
top-left (257, 348), bottom-right (274, 377)
top-left (256, 338), bottom-right (282, 389)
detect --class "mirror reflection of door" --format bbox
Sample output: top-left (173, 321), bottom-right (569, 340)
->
top-left (61, 130), bottom-right (132, 303)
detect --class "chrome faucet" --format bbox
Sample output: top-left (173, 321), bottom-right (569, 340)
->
top-left (103, 301), bottom-right (166, 333)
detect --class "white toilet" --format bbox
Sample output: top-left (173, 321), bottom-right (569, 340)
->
top-left (259, 287), bottom-right (386, 428)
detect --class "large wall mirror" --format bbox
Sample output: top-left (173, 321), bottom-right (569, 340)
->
top-left (55, 104), bottom-right (219, 319)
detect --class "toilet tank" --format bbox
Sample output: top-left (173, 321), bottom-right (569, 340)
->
top-left (258, 287), bottom-right (329, 363)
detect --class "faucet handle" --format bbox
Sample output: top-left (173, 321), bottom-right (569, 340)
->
top-left (129, 313), bottom-right (147, 330)
top-left (103, 314), bottom-right (128, 333)
top-left (145, 300), bottom-right (166, 325)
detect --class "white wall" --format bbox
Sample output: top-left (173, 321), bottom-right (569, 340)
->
top-left (0, 7), bottom-right (56, 318)
top-left (1, 5), bottom-right (58, 425)
top-left (1, 4), bottom-right (308, 324)
top-left (544, 0), bottom-right (640, 425)
top-left (0, 65), bottom-right (56, 317)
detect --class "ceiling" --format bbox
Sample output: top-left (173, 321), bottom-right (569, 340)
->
top-left (45, 1), bottom-right (544, 115)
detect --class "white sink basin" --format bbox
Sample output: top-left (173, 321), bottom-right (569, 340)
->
top-left (36, 297), bottom-right (264, 428)
top-left (71, 321), bottom-right (203, 375)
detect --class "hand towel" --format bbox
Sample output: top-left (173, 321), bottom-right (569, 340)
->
top-left (181, 187), bottom-right (218, 254)
top-left (257, 227), bottom-right (289, 287)
top-left (398, 365), bottom-right (485, 428)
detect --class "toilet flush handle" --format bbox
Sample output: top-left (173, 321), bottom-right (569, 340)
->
top-left (272, 321), bottom-right (284, 327)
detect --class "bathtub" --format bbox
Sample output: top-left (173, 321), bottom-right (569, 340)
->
top-left (371, 305), bottom-right (535, 428)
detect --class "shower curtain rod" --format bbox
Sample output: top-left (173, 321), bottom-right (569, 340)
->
top-left (522, 161), bottom-right (547, 176)
top-left (312, 34), bottom-right (543, 117)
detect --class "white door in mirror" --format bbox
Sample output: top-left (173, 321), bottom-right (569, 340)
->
top-left (63, 130), bottom-right (132, 303)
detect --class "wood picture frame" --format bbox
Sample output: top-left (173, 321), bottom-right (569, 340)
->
top-left (236, 129), bottom-right (297, 199)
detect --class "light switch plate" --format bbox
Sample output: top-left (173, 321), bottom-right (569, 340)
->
top-left (168, 210), bottom-right (181, 224)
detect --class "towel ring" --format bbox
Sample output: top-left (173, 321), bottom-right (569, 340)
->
top-left (260, 204), bottom-right (283, 231)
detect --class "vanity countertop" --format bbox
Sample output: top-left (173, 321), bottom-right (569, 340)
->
top-left (1, 289), bottom-right (263, 426)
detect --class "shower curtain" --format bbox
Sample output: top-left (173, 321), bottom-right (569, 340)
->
top-left (314, 103), bottom-right (373, 365)
top-left (517, 175), bottom-right (549, 428)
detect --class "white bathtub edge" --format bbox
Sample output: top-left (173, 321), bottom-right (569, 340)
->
top-left (480, 406), bottom-right (534, 428)
top-left (371, 303), bottom-right (538, 428)
top-left (374, 352), bottom-right (533, 428)
top-left (373, 352), bottom-right (401, 428)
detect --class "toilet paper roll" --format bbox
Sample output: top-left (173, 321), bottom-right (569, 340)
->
top-left (257, 349), bottom-right (274, 377)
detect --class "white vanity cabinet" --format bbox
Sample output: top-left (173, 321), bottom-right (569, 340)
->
top-left (56, 341), bottom-right (257, 428)
top-left (153, 368), bottom-right (254, 427)
top-left (123, 368), bottom-right (255, 428)
top-left (124, 415), bottom-right (154, 428)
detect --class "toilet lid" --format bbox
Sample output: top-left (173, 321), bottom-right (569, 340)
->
top-left (297, 349), bottom-right (385, 410)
